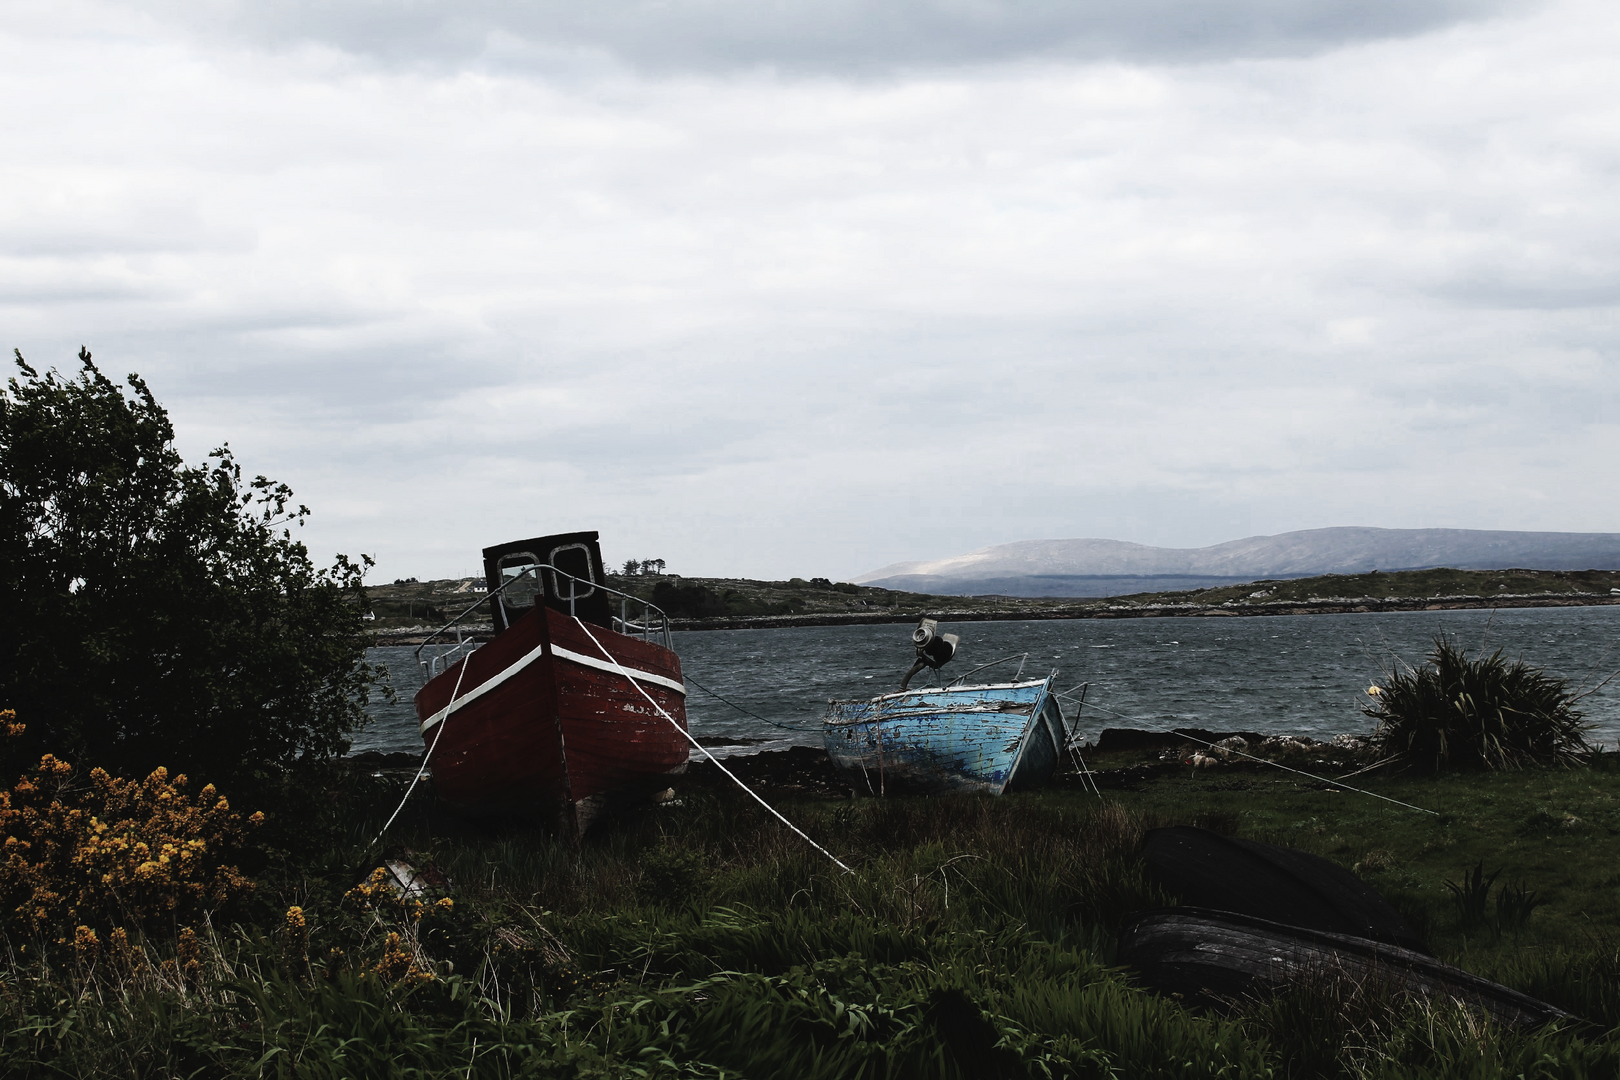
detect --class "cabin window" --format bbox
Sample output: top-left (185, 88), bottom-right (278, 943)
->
top-left (547, 543), bottom-right (596, 600)
top-left (497, 553), bottom-right (543, 608)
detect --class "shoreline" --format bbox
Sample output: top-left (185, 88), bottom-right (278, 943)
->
top-left (370, 591), bottom-right (1620, 645)
top-left (341, 727), bottom-right (1354, 795)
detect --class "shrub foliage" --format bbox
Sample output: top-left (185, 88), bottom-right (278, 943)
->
top-left (0, 713), bottom-right (261, 946)
top-left (0, 349), bottom-right (377, 791)
top-left (1365, 634), bottom-right (1592, 770)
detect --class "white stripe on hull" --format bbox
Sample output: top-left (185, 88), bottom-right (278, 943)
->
top-left (549, 645), bottom-right (687, 696)
top-left (420, 641), bottom-right (686, 735)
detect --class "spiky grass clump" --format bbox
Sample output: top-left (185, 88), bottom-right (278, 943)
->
top-left (1365, 635), bottom-right (1593, 771)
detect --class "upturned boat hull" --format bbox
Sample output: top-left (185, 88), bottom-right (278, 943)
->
top-left (823, 678), bottom-right (1064, 795)
top-left (1118, 907), bottom-right (1578, 1029)
top-left (1140, 826), bottom-right (1429, 953)
top-left (414, 604), bottom-right (688, 834)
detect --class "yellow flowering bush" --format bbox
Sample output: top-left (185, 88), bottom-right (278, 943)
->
top-left (374, 931), bottom-right (436, 984)
top-left (106, 926), bottom-right (146, 976)
top-left (0, 711), bottom-right (262, 943)
top-left (280, 904), bottom-right (310, 976)
top-left (343, 866), bottom-right (458, 982)
top-left (343, 866), bottom-right (454, 922)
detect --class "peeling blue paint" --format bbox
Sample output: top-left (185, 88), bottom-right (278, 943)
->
top-left (824, 677), bottom-right (1065, 796)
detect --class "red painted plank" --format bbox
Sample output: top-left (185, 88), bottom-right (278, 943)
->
top-left (413, 605), bottom-right (688, 829)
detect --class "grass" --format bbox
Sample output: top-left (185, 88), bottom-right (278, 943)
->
top-left (7, 755), bottom-right (1620, 1076)
top-left (1083, 743), bottom-right (1620, 956)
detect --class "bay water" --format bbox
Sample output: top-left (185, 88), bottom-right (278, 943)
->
top-left (355, 605), bottom-right (1620, 758)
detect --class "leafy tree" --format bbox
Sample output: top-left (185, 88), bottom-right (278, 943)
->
top-left (0, 348), bottom-right (377, 795)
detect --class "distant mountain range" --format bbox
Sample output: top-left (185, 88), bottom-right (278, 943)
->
top-left (854, 527), bottom-right (1620, 598)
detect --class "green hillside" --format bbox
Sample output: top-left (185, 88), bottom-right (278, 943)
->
top-left (365, 566), bottom-right (1620, 636)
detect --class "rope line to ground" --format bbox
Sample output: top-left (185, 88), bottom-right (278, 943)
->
top-left (573, 618), bottom-right (856, 874)
top-left (1080, 698), bottom-right (1437, 816)
top-left (370, 649), bottom-right (471, 852)
top-left (684, 674), bottom-right (823, 733)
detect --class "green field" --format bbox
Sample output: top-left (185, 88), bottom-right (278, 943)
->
top-left (10, 752), bottom-right (1620, 1077)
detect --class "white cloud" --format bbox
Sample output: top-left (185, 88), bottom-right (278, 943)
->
top-left (83, 0), bottom-right (1529, 73)
top-left (1, 0), bottom-right (1617, 581)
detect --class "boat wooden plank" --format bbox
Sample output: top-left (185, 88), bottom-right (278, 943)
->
top-left (1142, 827), bottom-right (1429, 953)
top-left (415, 552), bottom-right (690, 832)
top-left (824, 680), bottom-right (1062, 795)
top-left (1119, 908), bottom-right (1577, 1029)
top-left (424, 607), bottom-right (569, 819)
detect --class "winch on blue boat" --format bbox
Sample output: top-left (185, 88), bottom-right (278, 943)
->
top-left (823, 619), bottom-right (1083, 796)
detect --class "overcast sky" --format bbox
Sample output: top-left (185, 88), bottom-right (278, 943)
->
top-left (4, 0), bottom-right (1617, 582)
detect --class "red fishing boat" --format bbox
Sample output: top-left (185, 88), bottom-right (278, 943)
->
top-left (412, 531), bottom-right (689, 834)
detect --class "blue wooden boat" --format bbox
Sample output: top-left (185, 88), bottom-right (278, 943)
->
top-left (824, 676), bottom-right (1067, 796)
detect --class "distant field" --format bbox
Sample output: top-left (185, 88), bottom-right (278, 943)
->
top-left (365, 566), bottom-right (1620, 638)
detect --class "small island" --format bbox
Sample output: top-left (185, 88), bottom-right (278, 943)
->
top-left (368, 565), bottom-right (1620, 643)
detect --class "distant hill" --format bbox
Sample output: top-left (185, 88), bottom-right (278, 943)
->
top-left (854, 527), bottom-right (1620, 598)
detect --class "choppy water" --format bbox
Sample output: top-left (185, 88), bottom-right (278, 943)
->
top-left (354, 605), bottom-right (1620, 757)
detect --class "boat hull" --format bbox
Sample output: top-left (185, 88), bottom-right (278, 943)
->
top-left (1118, 907), bottom-right (1577, 1029)
top-left (414, 606), bottom-right (688, 833)
top-left (823, 679), bottom-right (1063, 796)
top-left (1141, 826), bottom-right (1428, 953)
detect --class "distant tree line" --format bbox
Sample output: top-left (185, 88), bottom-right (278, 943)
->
top-left (620, 558), bottom-right (667, 577)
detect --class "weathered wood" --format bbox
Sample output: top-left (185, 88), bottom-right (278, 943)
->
top-left (824, 680), bottom-right (1064, 795)
top-left (1142, 827), bottom-right (1428, 953)
top-left (416, 604), bottom-right (689, 834)
top-left (1118, 908), bottom-right (1577, 1029)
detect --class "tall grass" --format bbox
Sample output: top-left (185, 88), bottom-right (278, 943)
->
top-left (4, 784), bottom-right (1618, 1077)
top-left (1366, 634), bottom-right (1593, 770)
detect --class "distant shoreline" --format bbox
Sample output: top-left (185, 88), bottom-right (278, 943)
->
top-left (370, 591), bottom-right (1620, 645)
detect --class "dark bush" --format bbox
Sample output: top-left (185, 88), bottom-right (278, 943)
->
top-left (635, 845), bottom-right (709, 908)
top-left (650, 579), bottom-right (728, 618)
top-left (1, 349), bottom-right (377, 797)
top-left (1365, 634), bottom-right (1592, 770)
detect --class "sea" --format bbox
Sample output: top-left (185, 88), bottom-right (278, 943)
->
top-left (353, 605), bottom-right (1620, 758)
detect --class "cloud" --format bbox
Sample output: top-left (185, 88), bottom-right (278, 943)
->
top-left (61, 0), bottom-right (1529, 74)
top-left (0, 1), bottom-right (1616, 581)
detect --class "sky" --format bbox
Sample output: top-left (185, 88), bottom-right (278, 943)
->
top-left (3, 0), bottom-right (1617, 583)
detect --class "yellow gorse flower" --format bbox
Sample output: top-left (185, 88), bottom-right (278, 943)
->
top-left (0, 715), bottom-right (263, 943)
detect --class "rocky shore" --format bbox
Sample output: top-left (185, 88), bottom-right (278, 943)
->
top-left (371, 590), bottom-right (1620, 644)
top-left (341, 726), bottom-right (1364, 800)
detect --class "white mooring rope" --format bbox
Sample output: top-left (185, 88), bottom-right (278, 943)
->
top-left (572, 617), bottom-right (855, 874)
top-left (370, 648), bottom-right (472, 852)
top-left (1081, 699), bottom-right (1437, 816)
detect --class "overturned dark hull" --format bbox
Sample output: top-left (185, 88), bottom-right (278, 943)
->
top-left (1118, 908), bottom-right (1576, 1029)
top-left (1141, 826), bottom-right (1428, 953)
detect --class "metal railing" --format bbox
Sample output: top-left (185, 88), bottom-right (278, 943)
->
top-left (944, 652), bottom-right (1031, 688)
top-left (414, 564), bottom-right (674, 681)
top-left (542, 564), bottom-right (674, 649)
